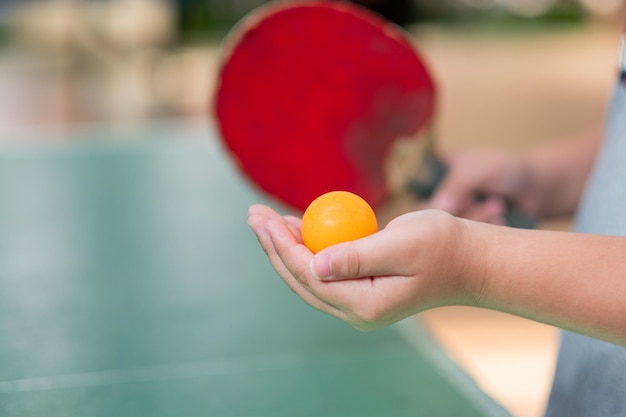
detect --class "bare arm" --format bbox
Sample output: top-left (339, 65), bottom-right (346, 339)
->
top-left (467, 220), bottom-right (626, 346)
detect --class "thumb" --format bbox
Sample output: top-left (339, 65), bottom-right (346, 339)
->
top-left (309, 231), bottom-right (407, 281)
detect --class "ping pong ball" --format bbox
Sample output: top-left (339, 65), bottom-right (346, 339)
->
top-left (301, 191), bottom-right (378, 254)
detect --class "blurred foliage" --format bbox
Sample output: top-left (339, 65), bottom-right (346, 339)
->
top-left (0, 2), bottom-right (14, 48)
top-left (415, 0), bottom-right (586, 25)
top-left (174, 0), bottom-right (588, 43)
top-left (0, 27), bottom-right (8, 48)
top-left (0, 0), bottom-right (595, 49)
top-left (176, 0), bottom-right (268, 42)
top-left (409, 0), bottom-right (585, 25)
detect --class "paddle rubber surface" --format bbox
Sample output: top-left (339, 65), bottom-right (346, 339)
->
top-left (215, 1), bottom-right (435, 212)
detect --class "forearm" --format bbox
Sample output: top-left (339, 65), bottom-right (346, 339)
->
top-left (466, 220), bottom-right (626, 346)
top-left (525, 128), bottom-right (602, 218)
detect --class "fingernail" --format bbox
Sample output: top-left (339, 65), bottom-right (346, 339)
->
top-left (310, 252), bottom-right (332, 280)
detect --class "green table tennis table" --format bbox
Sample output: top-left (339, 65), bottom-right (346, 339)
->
top-left (0, 120), bottom-right (510, 416)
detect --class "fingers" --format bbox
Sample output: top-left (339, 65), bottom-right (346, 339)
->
top-left (428, 151), bottom-right (532, 226)
top-left (463, 197), bottom-right (507, 225)
top-left (429, 169), bottom-right (475, 216)
top-left (248, 205), bottom-right (302, 238)
top-left (283, 215), bottom-right (303, 243)
top-left (264, 218), bottom-right (314, 291)
top-left (264, 219), bottom-right (349, 313)
top-left (248, 205), bottom-right (307, 289)
top-left (248, 205), bottom-right (344, 318)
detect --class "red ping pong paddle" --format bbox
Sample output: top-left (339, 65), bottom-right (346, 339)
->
top-left (214, 0), bottom-right (534, 228)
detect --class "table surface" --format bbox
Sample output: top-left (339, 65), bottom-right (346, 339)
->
top-left (0, 120), bottom-right (509, 416)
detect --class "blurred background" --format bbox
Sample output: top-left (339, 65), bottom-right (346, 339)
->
top-left (0, 0), bottom-right (622, 139)
top-left (0, 1), bottom-right (623, 416)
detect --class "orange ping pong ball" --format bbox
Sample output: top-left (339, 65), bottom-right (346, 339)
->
top-left (301, 191), bottom-right (378, 254)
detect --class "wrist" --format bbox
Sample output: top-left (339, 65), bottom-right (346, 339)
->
top-left (454, 218), bottom-right (499, 308)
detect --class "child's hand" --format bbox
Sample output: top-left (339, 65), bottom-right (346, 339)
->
top-left (248, 204), bottom-right (482, 331)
